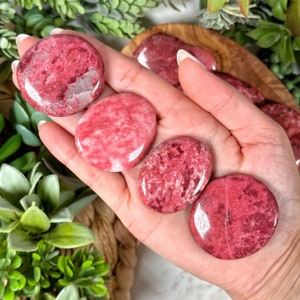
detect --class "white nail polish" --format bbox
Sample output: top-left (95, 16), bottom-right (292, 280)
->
top-left (11, 60), bottom-right (19, 72)
top-left (177, 49), bottom-right (207, 69)
top-left (50, 28), bottom-right (64, 35)
top-left (37, 120), bottom-right (47, 130)
top-left (16, 33), bottom-right (30, 47)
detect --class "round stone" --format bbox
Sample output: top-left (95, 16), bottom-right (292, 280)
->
top-left (17, 34), bottom-right (104, 116)
top-left (75, 92), bottom-right (157, 172)
top-left (190, 173), bottom-right (279, 259)
top-left (138, 136), bottom-right (213, 213)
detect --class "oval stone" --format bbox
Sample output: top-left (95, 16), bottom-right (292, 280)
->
top-left (75, 92), bottom-right (157, 172)
top-left (190, 173), bottom-right (279, 259)
top-left (17, 34), bottom-right (104, 116)
top-left (138, 136), bottom-right (213, 213)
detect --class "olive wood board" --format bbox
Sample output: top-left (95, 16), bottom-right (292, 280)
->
top-left (122, 23), bottom-right (299, 111)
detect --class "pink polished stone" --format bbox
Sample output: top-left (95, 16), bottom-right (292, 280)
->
top-left (190, 174), bottom-right (279, 259)
top-left (260, 102), bottom-right (300, 138)
top-left (75, 92), bottom-right (157, 172)
top-left (133, 34), bottom-right (217, 88)
top-left (138, 136), bottom-right (213, 213)
top-left (17, 34), bottom-right (104, 116)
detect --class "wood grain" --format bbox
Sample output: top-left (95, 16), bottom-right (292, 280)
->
top-left (122, 23), bottom-right (298, 110)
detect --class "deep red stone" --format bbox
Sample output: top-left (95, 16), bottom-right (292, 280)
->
top-left (133, 34), bottom-right (217, 88)
top-left (260, 102), bottom-right (300, 138)
top-left (190, 174), bottom-right (279, 259)
top-left (17, 34), bottom-right (104, 116)
top-left (75, 92), bottom-right (157, 172)
top-left (214, 71), bottom-right (265, 105)
top-left (138, 136), bottom-right (213, 213)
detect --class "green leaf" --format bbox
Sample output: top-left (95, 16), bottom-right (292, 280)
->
top-left (286, 0), bottom-right (300, 37)
top-left (68, 193), bottom-right (97, 217)
top-left (0, 60), bottom-right (13, 85)
top-left (20, 193), bottom-right (41, 210)
top-left (294, 37), bottom-right (300, 50)
top-left (30, 111), bottom-right (50, 132)
top-left (0, 164), bottom-right (30, 204)
top-left (8, 229), bottom-right (38, 251)
top-left (10, 151), bottom-right (36, 173)
top-left (28, 162), bottom-right (43, 192)
top-left (0, 114), bottom-right (4, 134)
top-left (272, 1), bottom-right (286, 21)
top-left (11, 255), bottom-right (22, 269)
top-left (0, 219), bottom-right (20, 233)
top-left (238, 0), bottom-right (250, 17)
top-left (257, 32), bottom-right (281, 48)
top-left (37, 174), bottom-right (60, 211)
top-left (0, 134), bottom-right (22, 163)
top-left (12, 101), bottom-right (31, 129)
top-left (56, 284), bottom-right (80, 300)
top-left (0, 196), bottom-right (22, 222)
top-left (20, 204), bottom-right (50, 233)
top-left (207, 0), bottom-right (226, 14)
top-left (15, 124), bottom-right (41, 147)
top-left (44, 223), bottom-right (95, 248)
top-left (50, 207), bottom-right (73, 223)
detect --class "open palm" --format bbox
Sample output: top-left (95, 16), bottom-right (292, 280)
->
top-left (13, 31), bottom-right (300, 299)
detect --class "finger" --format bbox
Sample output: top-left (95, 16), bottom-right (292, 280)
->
top-left (177, 51), bottom-right (284, 145)
top-left (38, 121), bottom-right (129, 214)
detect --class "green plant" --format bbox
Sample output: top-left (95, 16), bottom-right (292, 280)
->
top-left (0, 111), bottom-right (37, 172)
top-left (0, 162), bottom-right (96, 251)
top-left (0, 236), bottom-right (110, 299)
top-left (198, 0), bottom-right (300, 104)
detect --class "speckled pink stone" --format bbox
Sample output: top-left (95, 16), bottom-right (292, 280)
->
top-left (75, 92), bottom-right (157, 172)
top-left (190, 174), bottom-right (279, 259)
top-left (138, 136), bottom-right (213, 213)
top-left (17, 34), bottom-right (104, 116)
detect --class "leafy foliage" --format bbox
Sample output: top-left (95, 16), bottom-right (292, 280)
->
top-left (199, 0), bottom-right (300, 104)
top-left (0, 237), bottom-right (110, 299)
top-left (0, 162), bottom-right (97, 251)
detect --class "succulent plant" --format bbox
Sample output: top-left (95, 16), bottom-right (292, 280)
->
top-left (0, 161), bottom-right (97, 252)
top-left (0, 236), bottom-right (110, 299)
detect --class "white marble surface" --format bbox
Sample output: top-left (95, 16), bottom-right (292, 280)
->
top-left (131, 244), bottom-right (231, 300)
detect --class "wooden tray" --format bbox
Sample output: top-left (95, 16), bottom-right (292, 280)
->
top-left (122, 23), bottom-right (298, 110)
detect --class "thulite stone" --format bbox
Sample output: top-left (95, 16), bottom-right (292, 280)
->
top-left (260, 102), bottom-right (300, 138)
top-left (133, 34), bottom-right (217, 88)
top-left (17, 34), bottom-right (104, 116)
top-left (138, 136), bottom-right (212, 213)
top-left (190, 174), bottom-right (279, 259)
top-left (214, 72), bottom-right (265, 105)
top-left (75, 92), bottom-right (157, 172)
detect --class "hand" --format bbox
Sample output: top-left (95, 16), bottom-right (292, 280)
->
top-left (13, 30), bottom-right (300, 299)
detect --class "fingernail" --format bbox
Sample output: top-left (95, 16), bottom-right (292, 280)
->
top-left (16, 33), bottom-right (30, 47)
top-left (51, 28), bottom-right (64, 35)
top-left (38, 120), bottom-right (47, 130)
top-left (11, 60), bottom-right (19, 72)
top-left (177, 49), bottom-right (207, 69)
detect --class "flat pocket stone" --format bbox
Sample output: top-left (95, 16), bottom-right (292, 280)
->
top-left (138, 136), bottom-right (213, 213)
top-left (17, 34), bottom-right (105, 116)
top-left (190, 173), bottom-right (279, 259)
top-left (75, 92), bottom-right (157, 172)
